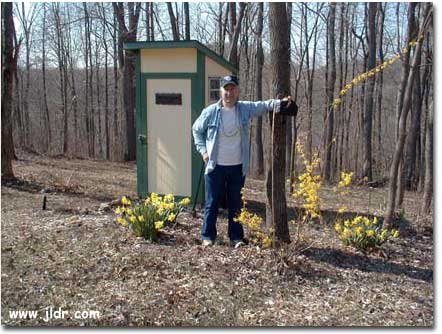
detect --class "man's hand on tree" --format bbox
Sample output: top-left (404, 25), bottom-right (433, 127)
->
top-left (279, 96), bottom-right (298, 117)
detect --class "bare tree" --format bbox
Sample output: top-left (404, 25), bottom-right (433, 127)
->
top-left (228, 3), bottom-right (246, 68)
top-left (15, 3), bottom-right (37, 150)
top-left (323, 3), bottom-right (336, 182)
top-left (113, 2), bottom-right (141, 161)
top-left (184, 2), bottom-right (190, 40)
top-left (267, 2), bottom-right (291, 244)
top-left (385, 3), bottom-right (432, 226)
top-left (2, 2), bottom-right (16, 179)
top-left (167, 2), bottom-right (180, 41)
top-left (250, 2), bottom-right (264, 177)
top-left (362, 3), bottom-right (377, 181)
top-left (421, 101), bottom-right (433, 213)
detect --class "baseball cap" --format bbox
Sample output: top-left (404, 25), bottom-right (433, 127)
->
top-left (220, 75), bottom-right (239, 88)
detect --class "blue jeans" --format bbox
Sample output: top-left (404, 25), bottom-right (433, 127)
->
top-left (202, 164), bottom-right (245, 242)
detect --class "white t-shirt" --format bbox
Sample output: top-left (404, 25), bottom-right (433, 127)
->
top-left (216, 106), bottom-right (242, 165)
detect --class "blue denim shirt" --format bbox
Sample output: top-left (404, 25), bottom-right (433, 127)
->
top-left (192, 99), bottom-right (280, 176)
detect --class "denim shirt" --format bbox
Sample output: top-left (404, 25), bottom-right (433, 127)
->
top-left (192, 99), bottom-right (280, 176)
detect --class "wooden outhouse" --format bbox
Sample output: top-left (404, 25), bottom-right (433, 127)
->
top-left (123, 40), bottom-right (237, 203)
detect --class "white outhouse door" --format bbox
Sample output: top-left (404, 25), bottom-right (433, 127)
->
top-left (146, 79), bottom-right (192, 197)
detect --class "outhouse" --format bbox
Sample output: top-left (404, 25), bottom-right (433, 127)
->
top-left (123, 40), bottom-right (237, 203)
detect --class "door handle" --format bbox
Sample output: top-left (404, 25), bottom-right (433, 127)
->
top-left (138, 134), bottom-right (147, 145)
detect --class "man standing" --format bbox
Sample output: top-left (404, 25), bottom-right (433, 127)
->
top-left (192, 75), bottom-right (295, 247)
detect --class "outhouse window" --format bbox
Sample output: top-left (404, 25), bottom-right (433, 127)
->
top-left (209, 77), bottom-right (221, 102)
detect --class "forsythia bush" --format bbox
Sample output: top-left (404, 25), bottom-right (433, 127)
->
top-left (235, 208), bottom-right (272, 248)
top-left (334, 215), bottom-right (400, 252)
top-left (293, 143), bottom-right (322, 221)
top-left (114, 194), bottom-right (191, 241)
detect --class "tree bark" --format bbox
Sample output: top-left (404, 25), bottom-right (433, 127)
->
top-left (267, 2), bottom-right (290, 244)
top-left (323, 3), bottom-right (337, 182)
top-left (421, 101), bottom-right (433, 213)
top-left (184, 2), bottom-right (190, 40)
top-left (385, 3), bottom-right (432, 226)
top-left (228, 3), bottom-right (246, 68)
top-left (167, 2), bottom-right (179, 41)
top-left (2, 2), bottom-right (16, 179)
top-left (114, 2), bottom-right (141, 161)
top-left (362, 3), bottom-right (377, 181)
top-left (250, 2), bottom-right (264, 178)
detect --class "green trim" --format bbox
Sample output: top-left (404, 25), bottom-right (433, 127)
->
top-left (191, 50), bottom-right (206, 204)
top-left (136, 52), bottom-right (148, 198)
top-left (123, 40), bottom-right (237, 74)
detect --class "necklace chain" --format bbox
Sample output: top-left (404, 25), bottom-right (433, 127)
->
top-left (220, 108), bottom-right (240, 137)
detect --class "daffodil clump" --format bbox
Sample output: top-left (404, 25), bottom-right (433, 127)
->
top-left (293, 143), bottom-right (322, 221)
top-left (334, 215), bottom-right (400, 252)
top-left (114, 194), bottom-right (191, 241)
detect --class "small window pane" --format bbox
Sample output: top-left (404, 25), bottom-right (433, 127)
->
top-left (210, 78), bottom-right (220, 89)
top-left (210, 91), bottom-right (220, 101)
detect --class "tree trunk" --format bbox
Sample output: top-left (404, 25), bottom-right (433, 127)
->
top-left (385, 3), bottom-right (432, 226)
top-left (250, 2), bottom-right (264, 178)
top-left (41, 3), bottom-right (51, 153)
top-left (421, 101), bottom-right (433, 213)
top-left (323, 3), bottom-right (337, 182)
top-left (184, 2), bottom-right (190, 40)
top-left (362, 3), bottom-right (376, 181)
top-left (285, 2), bottom-right (293, 174)
top-left (167, 2), bottom-right (180, 41)
top-left (1, 2), bottom-right (15, 179)
top-left (267, 2), bottom-right (290, 244)
top-left (403, 46), bottom-right (423, 190)
top-left (228, 3), bottom-right (246, 68)
top-left (114, 3), bottom-right (141, 161)
top-left (395, 3), bottom-right (416, 139)
top-left (112, 6), bottom-right (120, 160)
top-left (375, 3), bottom-right (385, 173)
top-left (218, 3), bottom-right (228, 56)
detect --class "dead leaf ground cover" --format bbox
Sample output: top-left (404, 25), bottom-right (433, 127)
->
top-left (1, 153), bottom-right (433, 326)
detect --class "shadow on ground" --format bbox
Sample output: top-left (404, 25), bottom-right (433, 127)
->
top-left (302, 246), bottom-right (433, 283)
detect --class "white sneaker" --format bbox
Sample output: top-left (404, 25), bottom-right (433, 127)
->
top-left (202, 240), bottom-right (214, 246)
top-left (232, 240), bottom-right (246, 248)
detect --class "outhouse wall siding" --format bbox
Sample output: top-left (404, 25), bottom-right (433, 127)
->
top-left (205, 57), bottom-right (232, 106)
top-left (140, 48), bottom-right (197, 73)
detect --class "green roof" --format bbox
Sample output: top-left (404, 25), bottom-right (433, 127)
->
top-left (123, 40), bottom-right (237, 73)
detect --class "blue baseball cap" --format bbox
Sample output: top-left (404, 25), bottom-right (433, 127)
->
top-left (221, 75), bottom-right (239, 88)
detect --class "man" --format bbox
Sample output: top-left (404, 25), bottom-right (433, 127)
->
top-left (192, 75), bottom-right (296, 247)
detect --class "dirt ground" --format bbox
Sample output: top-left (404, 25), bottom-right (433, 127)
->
top-left (1, 153), bottom-right (433, 326)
